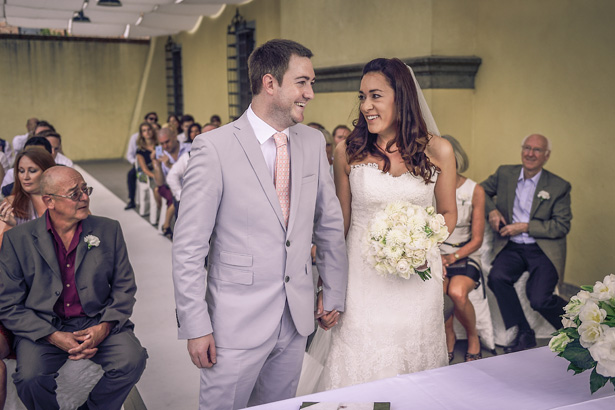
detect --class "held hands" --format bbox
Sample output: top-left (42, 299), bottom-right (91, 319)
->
top-left (315, 290), bottom-right (340, 331)
top-left (188, 334), bottom-right (217, 369)
top-left (489, 210), bottom-right (528, 237)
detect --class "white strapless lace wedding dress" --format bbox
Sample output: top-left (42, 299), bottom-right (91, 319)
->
top-left (317, 163), bottom-right (448, 391)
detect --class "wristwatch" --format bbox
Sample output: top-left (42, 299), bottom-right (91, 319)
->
top-left (316, 285), bottom-right (323, 294)
top-left (453, 252), bottom-right (460, 260)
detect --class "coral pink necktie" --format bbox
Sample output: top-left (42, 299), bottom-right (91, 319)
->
top-left (273, 132), bottom-right (290, 227)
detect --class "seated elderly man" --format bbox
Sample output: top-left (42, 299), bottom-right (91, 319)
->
top-left (0, 166), bottom-right (147, 410)
top-left (481, 133), bottom-right (571, 353)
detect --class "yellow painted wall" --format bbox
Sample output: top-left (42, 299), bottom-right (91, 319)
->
top-left (0, 37), bottom-right (152, 160)
top-left (0, 0), bottom-right (612, 286)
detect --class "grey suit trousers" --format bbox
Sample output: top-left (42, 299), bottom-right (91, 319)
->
top-left (13, 316), bottom-right (147, 410)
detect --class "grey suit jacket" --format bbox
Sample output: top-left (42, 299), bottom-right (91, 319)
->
top-left (172, 112), bottom-right (348, 349)
top-left (480, 164), bottom-right (572, 280)
top-left (0, 215), bottom-right (137, 342)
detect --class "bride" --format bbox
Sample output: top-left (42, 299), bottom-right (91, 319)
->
top-left (315, 58), bottom-right (457, 391)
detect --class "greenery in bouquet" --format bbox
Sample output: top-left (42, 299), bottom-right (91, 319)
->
top-left (549, 274), bottom-right (615, 393)
top-left (366, 201), bottom-right (448, 281)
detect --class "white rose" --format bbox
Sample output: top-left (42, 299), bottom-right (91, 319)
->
top-left (578, 301), bottom-right (607, 324)
top-left (578, 321), bottom-right (604, 348)
top-left (576, 290), bottom-right (592, 303)
top-left (588, 327), bottom-right (615, 377)
top-left (396, 260), bottom-right (411, 278)
top-left (408, 215), bottom-right (425, 232)
top-left (428, 216), bottom-right (442, 232)
top-left (591, 280), bottom-right (615, 301)
top-left (425, 206), bottom-right (435, 215)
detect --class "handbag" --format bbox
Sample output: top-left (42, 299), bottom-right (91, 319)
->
top-left (446, 257), bottom-right (468, 277)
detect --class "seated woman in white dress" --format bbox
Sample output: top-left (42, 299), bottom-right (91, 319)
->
top-left (440, 135), bottom-right (486, 362)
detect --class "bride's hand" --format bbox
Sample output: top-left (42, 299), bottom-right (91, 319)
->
top-left (318, 310), bottom-right (340, 331)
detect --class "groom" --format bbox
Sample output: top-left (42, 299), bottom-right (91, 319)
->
top-left (172, 39), bottom-right (348, 409)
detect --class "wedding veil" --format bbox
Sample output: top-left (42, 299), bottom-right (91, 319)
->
top-left (406, 64), bottom-right (440, 137)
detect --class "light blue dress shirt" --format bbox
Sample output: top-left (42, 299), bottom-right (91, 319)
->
top-left (510, 168), bottom-right (542, 244)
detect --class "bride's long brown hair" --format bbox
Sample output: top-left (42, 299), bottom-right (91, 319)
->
top-left (346, 58), bottom-right (437, 183)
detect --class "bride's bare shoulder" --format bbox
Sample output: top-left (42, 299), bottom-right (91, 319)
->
top-left (425, 134), bottom-right (453, 164)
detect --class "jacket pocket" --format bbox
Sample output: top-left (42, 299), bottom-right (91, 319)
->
top-left (302, 174), bottom-right (316, 184)
top-left (219, 251), bottom-right (253, 267)
top-left (208, 264), bottom-right (253, 285)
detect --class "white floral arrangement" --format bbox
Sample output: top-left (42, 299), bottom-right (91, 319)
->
top-left (84, 235), bottom-right (100, 250)
top-left (549, 273), bottom-right (615, 393)
top-left (537, 190), bottom-right (550, 201)
top-left (366, 201), bottom-right (448, 281)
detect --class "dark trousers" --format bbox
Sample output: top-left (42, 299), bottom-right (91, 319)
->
top-left (127, 166), bottom-right (136, 202)
top-left (488, 242), bottom-right (567, 331)
top-left (13, 317), bottom-right (147, 410)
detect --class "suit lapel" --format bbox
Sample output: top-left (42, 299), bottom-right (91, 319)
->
top-left (287, 126), bottom-right (303, 236)
top-left (74, 218), bottom-right (91, 275)
top-left (505, 166), bottom-right (520, 222)
top-left (32, 217), bottom-right (62, 279)
top-left (530, 170), bottom-right (549, 218)
top-left (233, 114), bottom-right (286, 230)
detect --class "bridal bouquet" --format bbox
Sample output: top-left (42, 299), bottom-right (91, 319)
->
top-left (366, 201), bottom-right (448, 281)
top-left (549, 274), bottom-right (615, 393)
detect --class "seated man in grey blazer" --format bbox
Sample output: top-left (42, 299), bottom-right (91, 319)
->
top-left (173, 39), bottom-right (348, 409)
top-left (481, 134), bottom-right (571, 353)
top-left (0, 166), bottom-right (147, 410)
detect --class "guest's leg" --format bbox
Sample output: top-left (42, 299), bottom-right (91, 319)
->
top-left (127, 167), bottom-right (136, 203)
top-left (488, 244), bottom-right (529, 330)
top-left (87, 329), bottom-right (147, 410)
top-left (524, 245), bottom-right (567, 330)
top-left (12, 336), bottom-right (67, 410)
top-left (248, 303), bottom-right (307, 407)
top-left (448, 275), bottom-right (480, 354)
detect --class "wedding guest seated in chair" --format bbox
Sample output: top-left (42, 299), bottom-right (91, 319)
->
top-left (440, 135), bottom-right (486, 362)
top-left (480, 134), bottom-right (571, 353)
top-left (0, 166), bottom-right (147, 410)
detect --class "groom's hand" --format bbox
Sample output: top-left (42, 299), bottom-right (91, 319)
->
top-left (188, 334), bottom-right (217, 369)
top-left (318, 310), bottom-right (340, 331)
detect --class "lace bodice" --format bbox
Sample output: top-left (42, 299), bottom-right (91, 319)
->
top-left (347, 163), bottom-right (436, 241)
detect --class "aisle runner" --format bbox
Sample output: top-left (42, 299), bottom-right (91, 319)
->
top-left (76, 166), bottom-right (199, 410)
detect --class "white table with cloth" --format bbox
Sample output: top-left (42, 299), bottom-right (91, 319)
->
top-left (248, 347), bottom-right (615, 410)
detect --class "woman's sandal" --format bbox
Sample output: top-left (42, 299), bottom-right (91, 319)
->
top-left (448, 351), bottom-right (455, 363)
top-left (464, 352), bottom-right (482, 362)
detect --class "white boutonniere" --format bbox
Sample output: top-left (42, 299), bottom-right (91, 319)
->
top-left (84, 235), bottom-right (100, 250)
top-left (537, 190), bottom-right (550, 201)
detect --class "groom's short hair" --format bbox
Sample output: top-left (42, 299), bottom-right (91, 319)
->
top-left (248, 39), bottom-right (313, 96)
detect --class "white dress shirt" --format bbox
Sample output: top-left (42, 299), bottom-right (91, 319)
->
top-left (246, 105), bottom-right (290, 183)
top-left (511, 168), bottom-right (542, 244)
top-left (125, 132), bottom-right (139, 164)
top-left (167, 152), bottom-right (189, 201)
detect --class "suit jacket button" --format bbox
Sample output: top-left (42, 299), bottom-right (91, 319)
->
top-left (285, 276), bottom-right (290, 283)
top-left (55, 291), bottom-right (60, 296)
top-left (286, 240), bottom-right (291, 247)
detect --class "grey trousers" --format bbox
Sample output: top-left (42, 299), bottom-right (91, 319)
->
top-left (199, 303), bottom-right (307, 410)
top-left (13, 316), bottom-right (147, 410)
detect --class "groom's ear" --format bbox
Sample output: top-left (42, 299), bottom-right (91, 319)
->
top-left (262, 73), bottom-right (276, 96)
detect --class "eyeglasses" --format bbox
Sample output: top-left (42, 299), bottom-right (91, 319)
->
top-left (521, 145), bottom-right (547, 154)
top-left (48, 186), bottom-right (93, 201)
